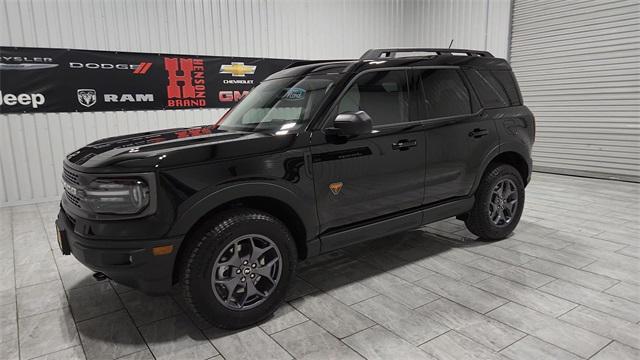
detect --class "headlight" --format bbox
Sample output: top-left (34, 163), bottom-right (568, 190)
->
top-left (83, 178), bottom-right (150, 214)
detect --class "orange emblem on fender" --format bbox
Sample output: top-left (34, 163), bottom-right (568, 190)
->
top-left (329, 182), bottom-right (343, 195)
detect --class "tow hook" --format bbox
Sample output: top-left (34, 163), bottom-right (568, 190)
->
top-left (93, 272), bottom-right (108, 281)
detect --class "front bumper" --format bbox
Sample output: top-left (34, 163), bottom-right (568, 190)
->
top-left (55, 209), bottom-right (183, 294)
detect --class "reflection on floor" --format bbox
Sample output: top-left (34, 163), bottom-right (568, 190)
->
top-left (1, 172), bottom-right (639, 360)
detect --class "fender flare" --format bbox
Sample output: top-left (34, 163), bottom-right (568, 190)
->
top-left (499, 140), bottom-right (533, 184)
top-left (471, 144), bottom-right (501, 192)
top-left (167, 181), bottom-right (318, 240)
top-left (472, 142), bottom-right (532, 192)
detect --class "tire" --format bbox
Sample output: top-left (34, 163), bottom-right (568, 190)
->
top-left (465, 163), bottom-right (525, 241)
top-left (178, 208), bottom-right (296, 329)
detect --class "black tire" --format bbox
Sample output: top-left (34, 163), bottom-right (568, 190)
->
top-left (465, 163), bottom-right (525, 240)
top-left (178, 208), bottom-right (296, 329)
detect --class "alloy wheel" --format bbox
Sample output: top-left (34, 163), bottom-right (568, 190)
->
top-left (211, 234), bottom-right (282, 310)
top-left (488, 179), bottom-right (518, 227)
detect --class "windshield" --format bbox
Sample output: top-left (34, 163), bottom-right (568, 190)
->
top-left (218, 74), bottom-right (340, 133)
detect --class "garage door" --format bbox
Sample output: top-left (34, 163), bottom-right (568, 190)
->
top-left (510, 0), bottom-right (640, 182)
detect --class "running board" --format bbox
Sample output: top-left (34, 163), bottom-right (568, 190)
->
top-left (319, 196), bottom-right (474, 253)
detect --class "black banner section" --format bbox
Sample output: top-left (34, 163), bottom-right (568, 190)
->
top-left (0, 47), bottom-right (297, 114)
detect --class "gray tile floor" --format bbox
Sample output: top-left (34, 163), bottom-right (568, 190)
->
top-left (1, 172), bottom-right (639, 360)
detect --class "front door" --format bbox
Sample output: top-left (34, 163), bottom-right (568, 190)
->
top-left (310, 70), bottom-right (426, 233)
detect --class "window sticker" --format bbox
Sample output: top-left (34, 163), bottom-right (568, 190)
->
top-left (282, 87), bottom-right (306, 100)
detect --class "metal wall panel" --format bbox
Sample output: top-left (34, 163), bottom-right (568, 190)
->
top-left (511, 0), bottom-right (640, 182)
top-left (0, 0), bottom-right (511, 206)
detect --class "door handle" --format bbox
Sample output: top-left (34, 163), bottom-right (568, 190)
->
top-left (468, 128), bottom-right (489, 138)
top-left (392, 139), bottom-right (417, 151)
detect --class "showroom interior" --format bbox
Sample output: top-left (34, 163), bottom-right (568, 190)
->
top-left (0, 0), bottom-right (639, 359)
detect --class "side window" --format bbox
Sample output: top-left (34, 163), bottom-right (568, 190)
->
top-left (489, 70), bottom-right (522, 106)
top-left (337, 70), bottom-right (410, 126)
top-left (465, 69), bottom-right (520, 108)
top-left (418, 69), bottom-right (471, 119)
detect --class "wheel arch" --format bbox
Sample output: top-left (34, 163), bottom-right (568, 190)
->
top-left (169, 182), bottom-right (318, 284)
top-left (489, 151), bottom-right (530, 184)
top-left (473, 149), bottom-right (531, 194)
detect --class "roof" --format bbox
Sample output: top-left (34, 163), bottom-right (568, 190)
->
top-left (266, 47), bottom-right (511, 80)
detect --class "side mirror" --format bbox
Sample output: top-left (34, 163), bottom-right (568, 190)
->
top-left (325, 110), bottom-right (373, 138)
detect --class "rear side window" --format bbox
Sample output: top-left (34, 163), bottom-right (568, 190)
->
top-left (417, 69), bottom-right (471, 119)
top-left (337, 70), bottom-right (410, 126)
top-left (491, 70), bottom-right (522, 106)
top-left (465, 69), bottom-right (521, 108)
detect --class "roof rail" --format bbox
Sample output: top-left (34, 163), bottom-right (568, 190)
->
top-left (284, 59), bottom-right (352, 69)
top-left (359, 48), bottom-right (494, 60)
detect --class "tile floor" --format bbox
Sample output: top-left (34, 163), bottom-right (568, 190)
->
top-left (1, 172), bottom-right (639, 360)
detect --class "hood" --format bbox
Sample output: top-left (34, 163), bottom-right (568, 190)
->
top-left (65, 125), bottom-right (295, 170)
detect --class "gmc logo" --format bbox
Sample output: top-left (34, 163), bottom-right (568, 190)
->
top-left (219, 90), bottom-right (249, 103)
top-left (164, 58), bottom-right (206, 108)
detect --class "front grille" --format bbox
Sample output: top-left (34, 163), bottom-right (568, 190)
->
top-left (66, 192), bottom-right (82, 208)
top-left (63, 166), bottom-right (82, 209)
top-left (63, 167), bottom-right (80, 185)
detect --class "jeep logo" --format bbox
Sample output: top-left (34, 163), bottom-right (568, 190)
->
top-left (0, 91), bottom-right (46, 109)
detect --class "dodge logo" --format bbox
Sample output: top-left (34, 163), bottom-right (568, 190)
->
top-left (77, 89), bottom-right (97, 108)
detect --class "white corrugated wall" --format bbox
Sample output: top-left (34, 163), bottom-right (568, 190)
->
top-left (511, 0), bottom-right (640, 182)
top-left (0, 0), bottom-right (512, 206)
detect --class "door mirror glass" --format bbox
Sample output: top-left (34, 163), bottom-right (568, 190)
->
top-left (326, 110), bottom-right (372, 138)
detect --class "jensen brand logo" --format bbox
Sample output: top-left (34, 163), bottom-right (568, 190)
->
top-left (0, 91), bottom-right (46, 108)
top-left (164, 58), bottom-right (206, 108)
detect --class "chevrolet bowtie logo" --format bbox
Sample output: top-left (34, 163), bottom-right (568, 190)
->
top-left (219, 62), bottom-right (256, 77)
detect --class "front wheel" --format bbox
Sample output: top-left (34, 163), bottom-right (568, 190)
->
top-left (465, 163), bottom-right (525, 240)
top-left (178, 209), bottom-right (296, 329)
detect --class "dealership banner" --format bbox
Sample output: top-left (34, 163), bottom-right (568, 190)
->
top-left (0, 46), bottom-right (297, 114)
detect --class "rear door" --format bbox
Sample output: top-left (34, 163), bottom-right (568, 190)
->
top-left (310, 69), bottom-right (426, 233)
top-left (415, 68), bottom-right (500, 204)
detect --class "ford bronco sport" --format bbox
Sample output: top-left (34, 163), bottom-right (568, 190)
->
top-left (56, 48), bottom-right (534, 329)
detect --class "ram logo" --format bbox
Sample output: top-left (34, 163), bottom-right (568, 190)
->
top-left (104, 93), bottom-right (154, 103)
top-left (77, 89), bottom-right (97, 107)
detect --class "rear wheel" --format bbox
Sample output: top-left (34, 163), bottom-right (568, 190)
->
top-left (465, 163), bottom-right (525, 240)
top-left (179, 209), bottom-right (296, 329)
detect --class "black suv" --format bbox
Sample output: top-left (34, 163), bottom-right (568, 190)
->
top-left (56, 48), bottom-right (534, 329)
